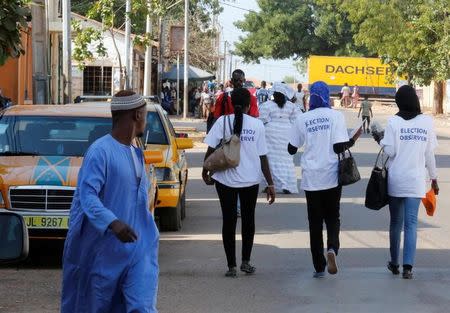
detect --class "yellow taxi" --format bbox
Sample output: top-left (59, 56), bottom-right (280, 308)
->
top-left (145, 104), bottom-right (193, 231)
top-left (0, 104), bottom-right (162, 239)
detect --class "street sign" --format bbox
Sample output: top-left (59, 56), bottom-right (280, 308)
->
top-left (170, 26), bottom-right (185, 52)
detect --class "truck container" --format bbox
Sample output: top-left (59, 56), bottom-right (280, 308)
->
top-left (308, 55), bottom-right (397, 97)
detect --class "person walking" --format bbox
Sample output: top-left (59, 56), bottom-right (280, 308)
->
top-left (358, 95), bottom-right (373, 133)
top-left (200, 86), bottom-right (213, 120)
top-left (341, 83), bottom-right (351, 107)
top-left (61, 91), bottom-right (159, 312)
top-left (372, 85), bottom-right (439, 279)
top-left (288, 81), bottom-right (361, 278)
top-left (294, 83), bottom-right (306, 112)
top-left (351, 85), bottom-right (360, 108)
top-left (202, 87), bottom-right (276, 277)
top-left (256, 80), bottom-right (270, 107)
top-left (214, 69), bottom-right (259, 118)
top-left (259, 82), bottom-right (301, 194)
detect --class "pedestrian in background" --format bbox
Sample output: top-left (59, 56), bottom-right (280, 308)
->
top-left (372, 85), bottom-right (439, 279)
top-left (256, 80), bottom-right (270, 107)
top-left (259, 82), bottom-right (301, 194)
top-left (62, 90), bottom-right (159, 312)
top-left (200, 86), bottom-right (213, 119)
top-left (288, 81), bottom-right (361, 278)
top-left (358, 95), bottom-right (373, 133)
top-left (341, 83), bottom-right (351, 107)
top-left (352, 84), bottom-right (360, 108)
top-left (203, 87), bottom-right (275, 277)
top-left (214, 69), bottom-right (259, 118)
top-left (294, 83), bottom-right (306, 112)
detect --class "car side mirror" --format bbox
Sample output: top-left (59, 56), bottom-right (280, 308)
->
top-left (144, 150), bottom-right (164, 164)
top-left (175, 138), bottom-right (194, 150)
top-left (0, 213), bottom-right (29, 264)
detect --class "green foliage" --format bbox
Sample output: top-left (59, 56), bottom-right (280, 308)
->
top-left (71, 20), bottom-right (107, 69)
top-left (282, 76), bottom-right (295, 84)
top-left (343, 0), bottom-right (450, 85)
top-left (0, 0), bottom-right (31, 65)
top-left (234, 0), bottom-right (368, 63)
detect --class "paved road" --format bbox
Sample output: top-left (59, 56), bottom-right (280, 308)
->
top-left (1, 107), bottom-right (450, 313)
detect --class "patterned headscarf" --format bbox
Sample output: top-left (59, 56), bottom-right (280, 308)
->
top-left (309, 81), bottom-right (331, 110)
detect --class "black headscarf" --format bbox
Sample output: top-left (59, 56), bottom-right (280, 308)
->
top-left (395, 85), bottom-right (421, 120)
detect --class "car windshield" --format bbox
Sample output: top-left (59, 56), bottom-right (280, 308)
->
top-left (0, 115), bottom-right (112, 157)
top-left (145, 111), bottom-right (168, 145)
top-left (243, 81), bottom-right (255, 88)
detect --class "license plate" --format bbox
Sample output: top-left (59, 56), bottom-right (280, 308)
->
top-left (24, 216), bottom-right (69, 229)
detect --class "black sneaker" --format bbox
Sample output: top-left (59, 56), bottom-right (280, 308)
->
top-left (387, 262), bottom-right (400, 275)
top-left (225, 267), bottom-right (237, 277)
top-left (240, 262), bottom-right (256, 274)
top-left (402, 268), bottom-right (413, 279)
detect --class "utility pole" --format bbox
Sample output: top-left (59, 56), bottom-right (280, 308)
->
top-left (157, 16), bottom-right (164, 100)
top-left (143, 6), bottom-right (152, 96)
top-left (62, 0), bottom-right (72, 103)
top-left (31, 0), bottom-right (49, 104)
top-left (182, 0), bottom-right (189, 119)
top-left (124, 0), bottom-right (132, 90)
top-left (229, 52), bottom-right (233, 78)
top-left (222, 41), bottom-right (227, 83)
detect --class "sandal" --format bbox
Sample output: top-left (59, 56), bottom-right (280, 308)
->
top-left (240, 262), bottom-right (256, 274)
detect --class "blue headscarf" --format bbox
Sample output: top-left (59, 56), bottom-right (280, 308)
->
top-left (309, 81), bottom-right (331, 110)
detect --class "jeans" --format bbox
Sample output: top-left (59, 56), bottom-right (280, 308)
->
top-left (305, 186), bottom-right (342, 273)
top-left (215, 181), bottom-right (259, 268)
top-left (389, 197), bottom-right (421, 267)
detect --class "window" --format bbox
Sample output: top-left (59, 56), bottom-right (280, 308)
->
top-left (145, 112), bottom-right (168, 145)
top-left (83, 66), bottom-right (112, 96)
top-left (0, 116), bottom-right (112, 156)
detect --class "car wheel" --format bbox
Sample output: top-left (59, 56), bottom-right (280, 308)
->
top-left (159, 202), bottom-right (182, 231)
top-left (180, 192), bottom-right (186, 220)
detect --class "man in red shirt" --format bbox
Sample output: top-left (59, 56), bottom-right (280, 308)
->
top-left (214, 69), bottom-right (259, 118)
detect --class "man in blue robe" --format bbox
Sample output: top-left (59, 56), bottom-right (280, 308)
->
top-left (61, 90), bottom-right (159, 312)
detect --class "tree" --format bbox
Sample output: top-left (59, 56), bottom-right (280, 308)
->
top-left (282, 76), bottom-right (296, 84)
top-left (343, 0), bottom-right (450, 113)
top-left (0, 0), bottom-right (31, 65)
top-left (233, 0), bottom-right (368, 63)
top-left (71, 0), bottom-right (222, 75)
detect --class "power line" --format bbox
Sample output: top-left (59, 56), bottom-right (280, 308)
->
top-left (219, 1), bottom-right (256, 13)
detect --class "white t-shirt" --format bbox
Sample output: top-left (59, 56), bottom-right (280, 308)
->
top-left (289, 107), bottom-right (349, 191)
top-left (295, 91), bottom-right (305, 111)
top-left (130, 146), bottom-right (142, 179)
top-left (341, 86), bottom-right (350, 97)
top-left (381, 115), bottom-right (437, 198)
top-left (204, 114), bottom-right (268, 188)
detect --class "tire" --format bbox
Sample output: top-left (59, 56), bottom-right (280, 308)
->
top-left (159, 202), bottom-right (182, 231)
top-left (180, 192), bottom-right (186, 220)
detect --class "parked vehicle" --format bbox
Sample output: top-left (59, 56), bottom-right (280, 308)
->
top-left (144, 104), bottom-right (194, 231)
top-left (0, 104), bottom-right (161, 239)
top-left (308, 55), bottom-right (397, 97)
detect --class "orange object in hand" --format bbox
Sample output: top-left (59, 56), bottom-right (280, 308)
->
top-left (422, 189), bottom-right (437, 216)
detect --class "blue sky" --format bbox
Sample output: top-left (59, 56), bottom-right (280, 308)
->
top-left (218, 0), bottom-right (306, 83)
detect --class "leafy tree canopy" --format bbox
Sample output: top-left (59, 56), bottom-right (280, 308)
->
top-left (343, 0), bottom-right (450, 86)
top-left (0, 0), bottom-right (31, 65)
top-left (233, 0), bottom-right (368, 63)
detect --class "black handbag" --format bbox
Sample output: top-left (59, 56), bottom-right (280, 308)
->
top-left (365, 149), bottom-right (389, 210)
top-left (338, 148), bottom-right (361, 186)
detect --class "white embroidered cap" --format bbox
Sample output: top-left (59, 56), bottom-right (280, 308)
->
top-left (110, 93), bottom-right (146, 111)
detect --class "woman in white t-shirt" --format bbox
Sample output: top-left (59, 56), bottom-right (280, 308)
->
top-left (202, 88), bottom-right (276, 277)
top-left (372, 85), bottom-right (439, 279)
top-left (288, 81), bottom-right (361, 278)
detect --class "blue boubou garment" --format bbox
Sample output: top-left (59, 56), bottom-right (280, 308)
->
top-left (61, 134), bottom-right (159, 313)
